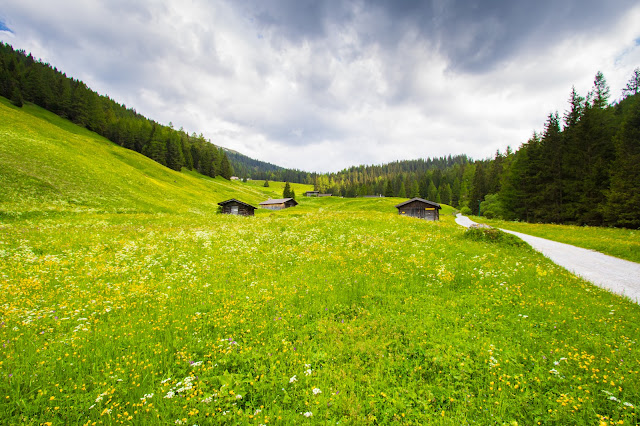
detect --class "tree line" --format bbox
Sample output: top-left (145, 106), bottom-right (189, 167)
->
top-left (0, 43), bottom-right (234, 179)
top-left (470, 70), bottom-right (640, 228)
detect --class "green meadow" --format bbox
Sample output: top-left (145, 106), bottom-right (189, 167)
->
top-left (1, 99), bottom-right (639, 425)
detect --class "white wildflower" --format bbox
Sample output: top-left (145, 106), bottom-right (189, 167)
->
top-left (164, 391), bottom-right (175, 399)
top-left (305, 369), bottom-right (312, 376)
top-left (303, 411), bottom-right (313, 417)
top-left (161, 378), bottom-right (172, 384)
top-left (623, 402), bottom-right (634, 408)
top-left (312, 387), bottom-right (321, 395)
top-left (289, 375), bottom-right (297, 383)
top-left (549, 369), bottom-right (559, 375)
top-left (236, 394), bottom-right (242, 399)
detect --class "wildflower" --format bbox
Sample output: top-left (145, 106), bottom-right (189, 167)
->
top-left (312, 388), bottom-right (321, 395)
top-left (236, 394), bottom-right (242, 399)
top-left (141, 393), bottom-right (154, 400)
top-left (161, 378), bottom-right (172, 384)
top-left (305, 369), bottom-right (312, 376)
top-left (289, 375), bottom-right (297, 383)
top-left (190, 361), bottom-right (203, 367)
top-left (623, 402), bottom-right (634, 408)
top-left (549, 369), bottom-right (559, 375)
top-left (303, 412), bottom-right (313, 417)
top-left (165, 391), bottom-right (175, 399)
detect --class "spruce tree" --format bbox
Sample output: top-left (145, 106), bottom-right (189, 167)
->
top-left (283, 182), bottom-right (292, 198)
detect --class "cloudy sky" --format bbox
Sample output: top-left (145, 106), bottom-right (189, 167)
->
top-left (1, 1), bottom-right (639, 172)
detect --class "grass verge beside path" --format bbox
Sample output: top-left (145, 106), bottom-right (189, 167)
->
top-left (472, 217), bottom-right (640, 264)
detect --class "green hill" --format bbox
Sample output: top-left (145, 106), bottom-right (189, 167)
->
top-left (0, 97), bottom-right (314, 217)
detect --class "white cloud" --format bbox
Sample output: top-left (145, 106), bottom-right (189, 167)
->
top-left (1, 0), bottom-right (639, 172)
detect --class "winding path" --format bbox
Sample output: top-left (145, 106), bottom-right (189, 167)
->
top-left (455, 214), bottom-right (640, 303)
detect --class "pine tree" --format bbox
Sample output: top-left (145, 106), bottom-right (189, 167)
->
top-left (440, 183), bottom-right (452, 205)
top-left (606, 97), bottom-right (640, 227)
top-left (10, 83), bottom-right (23, 107)
top-left (591, 71), bottom-right (610, 109)
top-left (622, 68), bottom-right (640, 98)
top-left (264, 180), bottom-right (270, 187)
top-left (283, 182), bottom-right (292, 198)
top-left (427, 181), bottom-right (438, 202)
top-left (384, 179), bottom-right (394, 197)
top-left (219, 151), bottom-right (233, 179)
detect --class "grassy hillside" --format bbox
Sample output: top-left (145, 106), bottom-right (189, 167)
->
top-left (0, 98), bottom-right (313, 217)
top-left (1, 100), bottom-right (639, 425)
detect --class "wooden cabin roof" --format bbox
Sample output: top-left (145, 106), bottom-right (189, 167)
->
top-left (259, 198), bottom-right (297, 205)
top-left (218, 198), bottom-right (257, 209)
top-left (394, 198), bottom-right (441, 209)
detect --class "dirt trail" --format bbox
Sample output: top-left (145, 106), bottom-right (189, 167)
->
top-left (455, 214), bottom-right (640, 303)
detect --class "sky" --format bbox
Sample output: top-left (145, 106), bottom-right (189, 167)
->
top-left (1, 1), bottom-right (640, 173)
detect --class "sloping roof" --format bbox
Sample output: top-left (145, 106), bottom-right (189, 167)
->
top-left (394, 198), bottom-right (441, 209)
top-left (218, 198), bottom-right (257, 209)
top-left (259, 198), bottom-right (298, 205)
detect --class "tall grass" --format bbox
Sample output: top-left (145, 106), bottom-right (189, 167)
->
top-left (1, 100), bottom-right (639, 424)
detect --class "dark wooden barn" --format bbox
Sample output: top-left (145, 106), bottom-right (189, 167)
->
top-left (218, 199), bottom-right (257, 216)
top-left (394, 198), bottom-right (441, 221)
top-left (259, 198), bottom-right (298, 210)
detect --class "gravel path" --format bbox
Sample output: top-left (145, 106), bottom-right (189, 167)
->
top-left (455, 214), bottom-right (640, 303)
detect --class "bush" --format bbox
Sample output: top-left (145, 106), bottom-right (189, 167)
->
top-left (479, 193), bottom-right (506, 219)
top-left (463, 227), bottom-right (528, 247)
top-left (460, 206), bottom-right (472, 215)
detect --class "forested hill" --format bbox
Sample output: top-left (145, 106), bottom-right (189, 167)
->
top-left (0, 42), bottom-right (300, 182)
top-left (472, 71), bottom-right (640, 229)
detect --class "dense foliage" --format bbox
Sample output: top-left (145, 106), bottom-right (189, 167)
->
top-left (471, 71), bottom-right (640, 228)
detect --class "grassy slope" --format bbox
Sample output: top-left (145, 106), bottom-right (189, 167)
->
top-left (1, 100), bottom-right (639, 425)
top-left (472, 216), bottom-right (640, 264)
top-left (0, 98), bottom-right (312, 217)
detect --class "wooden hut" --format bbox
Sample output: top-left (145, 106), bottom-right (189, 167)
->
top-left (394, 198), bottom-right (441, 221)
top-left (304, 191), bottom-right (320, 197)
top-left (218, 199), bottom-right (257, 216)
top-left (259, 198), bottom-right (298, 210)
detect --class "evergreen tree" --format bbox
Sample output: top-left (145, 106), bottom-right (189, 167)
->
top-left (219, 151), bottom-right (233, 179)
top-left (410, 181), bottom-right (420, 198)
top-left (10, 83), bottom-right (23, 107)
top-left (440, 183), bottom-right (452, 205)
top-left (591, 71), bottom-right (610, 109)
top-left (622, 68), bottom-right (640, 98)
top-left (469, 162), bottom-right (488, 215)
top-left (264, 180), bottom-right (270, 187)
top-left (384, 179), bottom-right (394, 197)
top-left (283, 182), bottom-right (292, 198)
top-left (397, 181), bottom-right (406, 198)
top-left (427, 181), bottom-right (438, 201)
top-left (606, 97), bottom-right (640, 227)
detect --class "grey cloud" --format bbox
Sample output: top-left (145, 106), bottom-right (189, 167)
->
top-left (243, 0), bottom-right (638, 73)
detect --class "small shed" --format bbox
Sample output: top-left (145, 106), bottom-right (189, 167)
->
top-left (394, 198), bottom-right (441, 221)
top-left (259, 198), bottom-right (298, 210)
top-left (304, 191), bottom-right (320, 197)
top-left (218, 199), bottom-right (257, 216)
